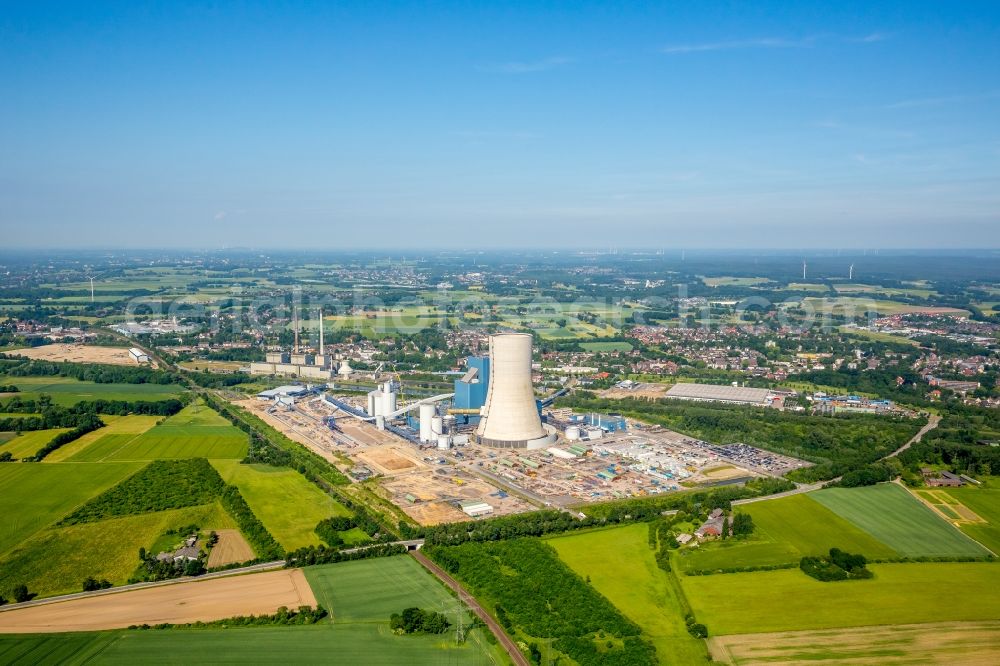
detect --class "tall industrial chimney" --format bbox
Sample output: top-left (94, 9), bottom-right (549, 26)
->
top-left (476, 333), bottom-right (552, 449)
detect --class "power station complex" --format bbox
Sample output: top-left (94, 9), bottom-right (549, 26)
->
top-left (475, 333), bottom-right (557, 449)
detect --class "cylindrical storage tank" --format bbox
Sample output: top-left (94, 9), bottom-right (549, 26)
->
top-left (419, 403), bottom-right (436, 442)
top-left (382, 390), bottom-right (397, 416)
top-left (367, 392), bottom-right (377, 416)
top-left (443, 415), bottom-right (456, 433)
top-left (565, 426), bottom-right (581, 441)
top-left (431, 416), bottom-right (443, 435)
top-left (437, 435), bottom-right (451, 450)
top-left (476, 333), bottom-right (546, 445)
top-left (585, 428), bottom-right (603, 440)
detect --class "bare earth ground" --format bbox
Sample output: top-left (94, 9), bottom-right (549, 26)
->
top-left (8, 344), bottom-right (154, 367)
top-left (206, 529), bottom-right (255, 568)
top-left (0, 569), bottom-right (316, 633)
top-left (599, 383), bottom-right (670, 400)
top-left (235, 399), bottom-right (340, 464)
top-left (355, 444), bottom-right (424, 475)
top-left (708, 620), bottom-right (1000, 665)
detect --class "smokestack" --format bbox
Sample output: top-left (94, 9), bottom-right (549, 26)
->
top-left (476, 333), bottom-right (552, 449)
top-left (318, 308), bottom-right (324, 352)
top-left (293, 307), bottom-right (299, 353)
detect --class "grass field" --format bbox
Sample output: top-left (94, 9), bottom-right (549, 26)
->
top-left (5, 377), bottom-right (183, 406)
top-left (811, 484), bottom-right (990, 557)
top-left (45, 416), bottom-right (162, 462)
top-left (69, 404), bottom-right (247, 462)
top-left (675, 494), bottom-right (899, 573)
top-left (708, 620), bottom-right (1000, 665)
top-left (0, 462), bottom-right (144, 555)
top-left (0, 428), bottom-right (70, 459)
top-left (213, 460), bottom-right (351, 551)
top-left (683, 562), bottom-right (1000, 635)
top-left (0, 503), bottom-right (235, 598)
top-left (548, 524), bottom-right (708, 665)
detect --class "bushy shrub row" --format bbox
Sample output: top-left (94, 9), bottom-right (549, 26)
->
top-left (59, 458), bottom-right (226, 525)
top-left (284, 543), bottom-right (406, 568)
top-left (128, 605), bottom-right (327, 630)
top-left (29, 415), bottom-right (105, 461)
top-left (219, 485), bottom-right (284, 560)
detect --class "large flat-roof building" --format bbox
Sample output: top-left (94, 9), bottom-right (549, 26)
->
top-left (665, 383), bottom-right (771, 406)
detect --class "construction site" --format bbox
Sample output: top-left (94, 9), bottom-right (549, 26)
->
top-left (241, 332), bottom-right (805, 523)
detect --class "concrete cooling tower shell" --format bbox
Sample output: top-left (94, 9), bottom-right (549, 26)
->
top-left (476, 333), bottom-right (554, 449)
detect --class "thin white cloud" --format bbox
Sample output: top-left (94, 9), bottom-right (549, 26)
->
top-left (213, 210), bottom-right (228, 221)
top-left (849, 32), bottom-right (892, 43)
top-left (662, 37), bottom-right (814, 54)
top-left (663, 32), bottom-right (891, 54)
top-left (481, 56), bottom-right (574, 73)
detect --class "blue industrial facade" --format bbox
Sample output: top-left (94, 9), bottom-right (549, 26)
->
top-left (453, 355), bottom-right (489, 423)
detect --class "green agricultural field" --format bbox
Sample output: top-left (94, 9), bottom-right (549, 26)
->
top-left (7, 377), bottom-right (183, 406)
top-left (70, 404), bottom-right (248, 461)
top-left (0, 462), bottom-right (144, 555)
top-left (578, 341), bottom-right (633, 352)
top-left (159, 402), bottom-right (233, 427)
top-left (702, 276), bottom-right (772, 287)
top-left (46, 415), bottom-right (162, 462)
top-left (676, 494), bottom-right (898, 573)
top-left (549, 524), bottom-right (708, 664)
top-left (306, 555), bottom-right (466, 623)
top-left (937, 483), bottom-right (1000, 555)
top-left (811, 484), bottom-right (990, 557)
top-left (0, 623), bottom-right (501, 666)
top-left (798, 297), bottom-right (967, 317)
top-left (0, 428), bottom-right (70, 459)
top-left (0, 503), bottom-right (235, 598)
top-left (213, 460), bottom-right (351, 551)
top-left (683, 562), bottom-right (1000, 635)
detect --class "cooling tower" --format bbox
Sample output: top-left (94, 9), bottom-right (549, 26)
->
top-left (476, 333), bottom-right (554, 449)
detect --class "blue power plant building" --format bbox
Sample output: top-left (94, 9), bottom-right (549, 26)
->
top-left (452, 356), bottom-right (489, 424)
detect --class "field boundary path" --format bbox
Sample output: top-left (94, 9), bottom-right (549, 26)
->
top-left (410, 551), bottom-right (529, 666)
top-left (0, 560), bottom-right (285, 613)
top-left (881, 413), bottom-right (940, 460)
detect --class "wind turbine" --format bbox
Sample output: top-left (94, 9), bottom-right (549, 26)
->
top-left (802, 261), bottom-right (807, 281)
top-left (88, 276), bottom-right (95, 303)
top-left (849, 264), bottom-right (854, 280)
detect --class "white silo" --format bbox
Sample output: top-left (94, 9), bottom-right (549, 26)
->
top-left (437, 435), bottom-right (451, 450)
top-left (431, 415), bottom-right (443, 436)
top-left (476, 333), bottom-right (554, 448)
top-left (419, 403), bottom-right (436, 442)
top-left (565, 426), bottom-right (581, 441)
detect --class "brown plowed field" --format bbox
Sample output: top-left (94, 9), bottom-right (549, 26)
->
top-left (0, 569), bottom-right (315, 633)
top-left (206, 529), bottom-right (255, 568)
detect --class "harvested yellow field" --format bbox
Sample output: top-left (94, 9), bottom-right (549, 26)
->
top-left (708, 620), bottom-right (1000, 665)
top-left (206, 529), bottom-right (255, 568)
top-left (7, 344), bottom-right (153, 367)
top-left (0, 569), bottom-right (316, 633)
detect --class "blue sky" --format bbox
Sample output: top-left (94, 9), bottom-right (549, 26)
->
top-left (1, 1), bottom-right (998, 249)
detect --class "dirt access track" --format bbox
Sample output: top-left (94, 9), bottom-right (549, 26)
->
top-left (7, 344), bottom-right (155, 367)
top-left (0, 569), bottom-right (315, 633)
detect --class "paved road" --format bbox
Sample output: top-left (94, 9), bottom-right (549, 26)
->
top-left (410, 551), bottom-right (529, 666)
top-left (0, 560), bottom-right (286, 613)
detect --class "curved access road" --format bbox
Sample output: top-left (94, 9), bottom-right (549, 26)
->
top-left (410, 551), bottom-right (529, 666)
top-left (881, 413), bottom-right (940, 460)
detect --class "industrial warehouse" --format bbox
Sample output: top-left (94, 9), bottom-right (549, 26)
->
top-left (240, 333), bottom-right (793, 524)
top-left (664, 382), bottom-right (774, 405)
